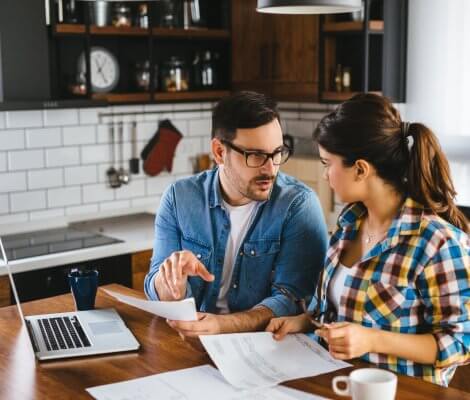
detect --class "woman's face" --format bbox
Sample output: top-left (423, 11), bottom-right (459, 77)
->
top-left (318, 146), bottom-right (361, 203)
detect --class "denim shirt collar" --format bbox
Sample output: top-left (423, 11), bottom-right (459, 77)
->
top-left (209, 168), bottom-right (224, 209)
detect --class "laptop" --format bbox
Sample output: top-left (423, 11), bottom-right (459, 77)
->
top-left (0, 237), bottom-right (140, 361)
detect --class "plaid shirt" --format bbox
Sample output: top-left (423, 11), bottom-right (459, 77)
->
top-left (316, 198), bottom-right (470, 386)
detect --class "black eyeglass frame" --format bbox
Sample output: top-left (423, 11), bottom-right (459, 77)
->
top-left (220, 139), bottom-right (291, 168)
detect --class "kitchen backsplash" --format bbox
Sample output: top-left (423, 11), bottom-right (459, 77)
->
top-left (0, 101), bottom-right (334, 232)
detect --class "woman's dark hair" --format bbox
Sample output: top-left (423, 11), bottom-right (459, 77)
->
top-left (313, 93), bottom-right (468, 233)
top-left (211, 91), bottom-right (280, 141)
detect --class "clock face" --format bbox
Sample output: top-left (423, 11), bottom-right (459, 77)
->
top-left (78, 47), bottom-right (120, 93)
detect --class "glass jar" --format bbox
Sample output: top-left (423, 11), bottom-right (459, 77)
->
top-left (112, 2), bottom-right (132, 27)
top-left (137, 3), bottom-right (149, 28)
top-left (160, 57), bottom-right (189, 92)
top-left (135, 61), bottom-right (150, 91)
top-left (159, 0), bottom-right (181, 28)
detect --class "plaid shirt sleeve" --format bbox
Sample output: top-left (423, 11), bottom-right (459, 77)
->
top-left (417, 236), bottom-right (470, 368)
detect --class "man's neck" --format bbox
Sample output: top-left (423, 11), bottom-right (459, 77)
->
top-left (218, 167), bottom-right (251, 206)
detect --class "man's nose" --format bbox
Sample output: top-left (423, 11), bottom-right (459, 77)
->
top-left (260, 157), bottom-right (276, 174)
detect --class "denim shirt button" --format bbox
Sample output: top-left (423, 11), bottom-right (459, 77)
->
top-left (239, 251), bottom-right (243, 256)
top-left (250, 250), bottom-right (255, 256)
top-left (232, 283), bottom-right (238, 289)
top-left (196, 253), bottom-right (202, 259)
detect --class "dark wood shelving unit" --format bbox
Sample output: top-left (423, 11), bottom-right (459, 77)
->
top-left (319, 0), bottom-right (407, 103)
top-left (152, 27), bottom-right (230, 40)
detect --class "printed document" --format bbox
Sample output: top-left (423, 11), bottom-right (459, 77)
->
top-left (200, 332), bottom-right (350, 389)
top-left (103, 289), bottom-right (197, 321)
top-left (87, 364), bottom-right (330, 400)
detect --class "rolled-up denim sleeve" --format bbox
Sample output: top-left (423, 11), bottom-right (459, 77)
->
top-left (257, 190), bottom-right (328, 316)
top-left (417, 239), bottom-right (470, 369)
top-left (144, 185), bottom-right (192, 300)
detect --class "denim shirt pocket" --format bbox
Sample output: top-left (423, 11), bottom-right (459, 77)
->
top-left (241, 239), bottom-right (280, 293)
top-left (364, 280), bottom-right (409, 328)
top-left (180, 236), bottom-right (212, 302)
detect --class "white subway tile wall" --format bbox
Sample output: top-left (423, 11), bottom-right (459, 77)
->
top-left (0, 102), bottom-right (337, 230)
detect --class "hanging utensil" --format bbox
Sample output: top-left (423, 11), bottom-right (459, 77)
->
top-left (129, 120), bottom-right (140, 174)
top-left (117, 121), bottom-right (130, 185)
top-left (106, 121), bottom-right (121, 188)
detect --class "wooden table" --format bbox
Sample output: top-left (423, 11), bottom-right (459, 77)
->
top-left (0, 284), bottom-right (468, 400)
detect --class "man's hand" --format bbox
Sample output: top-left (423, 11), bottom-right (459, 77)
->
top-left (265, 314), bottom-right (312, 340)
top-left (315, 322), bottom-right (377, 360)
top-left (167, 312), bottom-right (222, 338)
top-left (155, 250), bottom-right (214, 301)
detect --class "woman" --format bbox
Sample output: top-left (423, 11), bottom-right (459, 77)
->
top-left (267, 93), bottom-right (469, 386)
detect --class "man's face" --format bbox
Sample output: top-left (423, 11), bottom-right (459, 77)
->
top-left (215, 119), bottom-right (284, 204)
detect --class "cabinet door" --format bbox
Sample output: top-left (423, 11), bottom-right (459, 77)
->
top-left (131, 250), bottom-right (152, 292)
top-left (231, 0), bottom-right (272, 94)
top-left (0, 276), bottom-right (10, 307)
top-left (269, 14), bottom-right (319, 100)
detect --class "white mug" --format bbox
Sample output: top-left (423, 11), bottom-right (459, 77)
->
top-left (332, 368), bottom-right (397, 400)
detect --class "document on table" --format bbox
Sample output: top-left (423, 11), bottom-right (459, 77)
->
top-left (87, 364), bottom-right (330, 400)
top-left (103, 289), bottom-right (197, 321)
top-left (200, 332), bottom-right (350, 389)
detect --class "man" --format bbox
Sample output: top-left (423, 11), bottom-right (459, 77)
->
top-left (144, 91), bottom-right (328, 337)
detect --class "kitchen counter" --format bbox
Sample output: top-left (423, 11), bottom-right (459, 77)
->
top-left (0, 213), bottom-right (155, 276)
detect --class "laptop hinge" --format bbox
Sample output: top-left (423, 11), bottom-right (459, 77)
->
top-left (25, 319), bottom-right (40, 353)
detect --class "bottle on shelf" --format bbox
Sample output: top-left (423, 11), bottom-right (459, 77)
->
top-left (334, 64), bottom-right (343, 92)
top-left (201, 51), bottom-right (217, 88)
top-left (342, 67), bottom-right (351, 92)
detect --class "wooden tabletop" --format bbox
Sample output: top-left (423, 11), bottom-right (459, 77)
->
top-left (0, 284), bottom-right (468, 400)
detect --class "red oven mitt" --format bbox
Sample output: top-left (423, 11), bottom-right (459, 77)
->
top-left (141, 119), bottom-right (183, 176)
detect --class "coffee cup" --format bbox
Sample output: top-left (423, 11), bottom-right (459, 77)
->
top-left (68, 268), bottom-right (99, 311)
top-left (332, 368), bottom-right (397, 400)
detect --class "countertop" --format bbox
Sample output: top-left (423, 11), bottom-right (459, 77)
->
top-left (1, 213), bottom-right (155, 276)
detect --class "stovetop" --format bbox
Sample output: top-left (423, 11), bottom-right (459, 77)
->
top-left (2, 227), bottom-right (123, 261)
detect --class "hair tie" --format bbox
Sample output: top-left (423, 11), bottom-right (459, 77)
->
top-left (401, 121), bottom-right (414, 150)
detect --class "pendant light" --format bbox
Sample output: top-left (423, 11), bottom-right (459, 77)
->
top-left (257, 0), bottom-right (362, 14)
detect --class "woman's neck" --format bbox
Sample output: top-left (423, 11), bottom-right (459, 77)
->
top-left (362, 184), bottom-right (404, 231)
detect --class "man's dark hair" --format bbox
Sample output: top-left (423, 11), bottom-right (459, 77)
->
top-left (211, 91), bottom-right (280, 141)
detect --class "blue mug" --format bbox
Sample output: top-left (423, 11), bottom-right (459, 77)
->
top-left (68, 269), bottom-right (99, 311)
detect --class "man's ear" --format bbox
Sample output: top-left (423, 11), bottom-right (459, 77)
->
top-left (211, 138), bottom-right (225, 166)
top-left (354, 159), bottom-right (370, 181)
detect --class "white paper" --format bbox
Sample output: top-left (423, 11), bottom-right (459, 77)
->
top-left (87, 364), bottom-right (330, 400)
top-left (103, 289), bottom-right (197, 321)
top-left (200, 332), bottom-right (350, 389)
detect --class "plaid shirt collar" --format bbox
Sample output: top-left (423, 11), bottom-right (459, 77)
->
top-left (336, 197), bottom-right (426, 245)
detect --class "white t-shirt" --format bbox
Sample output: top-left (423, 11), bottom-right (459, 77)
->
top-left (327, 263), bottom-right (351, 312)
top-left (216, 200), bottom-right (258, 314)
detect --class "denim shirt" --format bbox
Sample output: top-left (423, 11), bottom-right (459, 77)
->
top-left (144, 168), bottom-right (328, 316)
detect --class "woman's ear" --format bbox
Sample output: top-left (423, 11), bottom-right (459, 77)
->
top-left (354, 159), bottom-right (370, 181)
top-left (211, 138), bottom-right (225, 165)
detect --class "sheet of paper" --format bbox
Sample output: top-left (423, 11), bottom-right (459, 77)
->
top-left (200, 332), bottom-right (350, 389)
top-left (87, 364), bottom-right (330, 400)
top-left (103, 289), bottom-right (197, 321)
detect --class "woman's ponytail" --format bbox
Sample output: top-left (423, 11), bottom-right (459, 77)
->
top-left (407, 123), bottom-right (469, 233)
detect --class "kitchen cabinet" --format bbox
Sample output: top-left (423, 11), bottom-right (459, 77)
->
top-left (281, 157), bottom-right (333, 222)
top-left (231, 0), bottom-right (319, 101)
top-left (319, 0), bottom-right (407, 102)
top-left (131, 249), bottom-right (152, 292)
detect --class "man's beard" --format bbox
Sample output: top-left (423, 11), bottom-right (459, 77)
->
top-left (223, 158), bottom-right (276, 202)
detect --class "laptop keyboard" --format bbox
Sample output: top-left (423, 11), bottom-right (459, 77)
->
top-left (38, 316), bottom-right (91, 351)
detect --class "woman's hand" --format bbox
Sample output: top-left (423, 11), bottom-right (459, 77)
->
top-left (315, 322), bottom-right (378, 360)
top-left (265, 314), bottom-right (312, 340)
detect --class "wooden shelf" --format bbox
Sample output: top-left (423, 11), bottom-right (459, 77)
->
top-left (54, 24), bottom-right (230, 39)
top-left (154, 90), bottom-right (230, 102)
top-left (323, 20), bottom-right (384, 33)
top-left (91, 93), bottom-right (151, 103)
top-left (152, 27), bottom-right (230, 39)
top-left (55, 24), bottom-right (86, 34)
top-left (321, 91), bottom-right (382, 101)
top-left (89, 91), bottom-right (229, 104)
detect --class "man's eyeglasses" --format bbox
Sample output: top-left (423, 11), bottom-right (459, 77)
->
top-left (272, 283), bottom-right (337, 329)
top-left (221, 140), bottom-right (291, 168)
